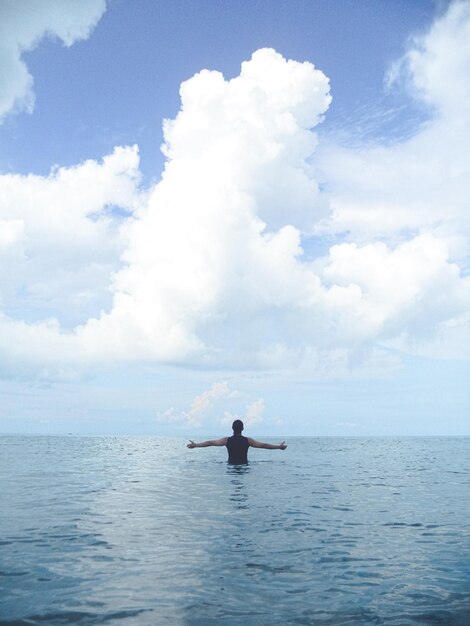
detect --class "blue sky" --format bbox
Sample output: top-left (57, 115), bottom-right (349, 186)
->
top-left (0, 0), bottom-right (469, 436)
top-left (2, 0), bottom-right (434, 180)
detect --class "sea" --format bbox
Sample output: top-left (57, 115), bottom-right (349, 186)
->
top-left (1, 436), bottom-right (469, 626)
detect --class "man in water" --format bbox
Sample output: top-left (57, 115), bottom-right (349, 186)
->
top-left (187, 419), bottom-right (287, 464)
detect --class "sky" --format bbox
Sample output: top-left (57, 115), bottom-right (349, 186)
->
top-left (0, 0), bottom-right (469, 437)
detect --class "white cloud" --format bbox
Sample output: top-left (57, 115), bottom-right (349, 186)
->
top-left (244, 399), bottom-right (265, 427)
top-left (89, 43), bottom-right (468, 368)
top-left (384, 312), bottom-right (470, 360)
top-left (0, 0), bottom-right (106, 121)
top-left (221, 398), bottom-right (266, 430)
top-left (186, 381), bottom-right (239, 426)
top-left (0, 145), bottom-right (142, 360)
top-left (70, 48), bottom-right (333, 364)
top-left (387, 1), bottom-right (470, 117)
top-left (321, 234), bottom-right (469, 345)
top-left (312, 1), bottom-right (470, 359)
top-left (156, 381), bottom-right (239, 427)
top-left (317, 2), bottom-right (470, 247)
top-left (1, 27), bottom-right (469, 375)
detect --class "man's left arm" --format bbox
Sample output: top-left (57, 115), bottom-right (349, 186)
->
top-left (247, 438), bottom-right (287, 450)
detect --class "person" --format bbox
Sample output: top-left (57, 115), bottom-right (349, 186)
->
top-left (187, 419), bottom-right (287, 464)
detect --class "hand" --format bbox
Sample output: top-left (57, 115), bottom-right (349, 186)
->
top-left (279, 441), bottom-right (287, 450)
top-left (187, 440), bottom-right (196, 448)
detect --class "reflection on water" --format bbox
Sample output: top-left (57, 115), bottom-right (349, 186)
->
top-left (1, 436), bottom-right (470, 625)
top-left (227, 464), bottom-right (250, 510)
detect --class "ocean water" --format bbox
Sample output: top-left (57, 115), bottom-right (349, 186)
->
top-left (1, 436), bottom-right (469, 626)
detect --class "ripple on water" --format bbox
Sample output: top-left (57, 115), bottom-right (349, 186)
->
top-left (1, 436), bottom-right (469, 625)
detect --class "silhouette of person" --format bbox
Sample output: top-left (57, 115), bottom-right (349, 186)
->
top-left (187, 419), bottom-right (287, 464)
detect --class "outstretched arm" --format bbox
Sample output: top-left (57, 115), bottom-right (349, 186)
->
top-left (247, 438), bottom-right (287, 450)
top-left (187, 437), bottom-right (228, 448)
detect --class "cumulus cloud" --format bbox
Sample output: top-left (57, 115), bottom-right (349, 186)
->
top-left (0, 0), bottom-right (106, 122)
top-left (156, 381), bottom-right (240, 427)
top-left (313, 1), bottom-right (470, 358)
top-left (235, 398), bottom-right (265, 428)
top-left (1, 27), bottom-right (469, 374)
top-left (157, 380), bottom-right (268, 431)
top-left (0, 145), bottom-right (142, 364)
top-left (70, 48), bottom-right (333, 364)
top-left (78, 44), bottom-right (467, 367)
top-left (186, 382), bottom-right (239, 426)
top-left (221, 398), bottom-right (272, 431)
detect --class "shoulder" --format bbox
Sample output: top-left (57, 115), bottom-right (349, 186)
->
top-left (210, 436), bottom-right (228, 446)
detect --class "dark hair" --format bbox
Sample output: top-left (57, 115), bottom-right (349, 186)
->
top-left (232, 419), bottom-right (244, 434)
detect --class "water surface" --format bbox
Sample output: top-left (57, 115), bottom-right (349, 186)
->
top-left (1, 436), bottom-right (469, 625)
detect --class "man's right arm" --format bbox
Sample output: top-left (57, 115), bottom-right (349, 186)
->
top-left (187, 437), bottom-right (228, 448)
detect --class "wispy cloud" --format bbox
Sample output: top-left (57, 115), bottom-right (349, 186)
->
top-left (0, 0), bottom-right (106, 122)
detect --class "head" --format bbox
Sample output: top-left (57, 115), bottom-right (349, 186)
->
top-left (232, 419), bottom-right (244, 435)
